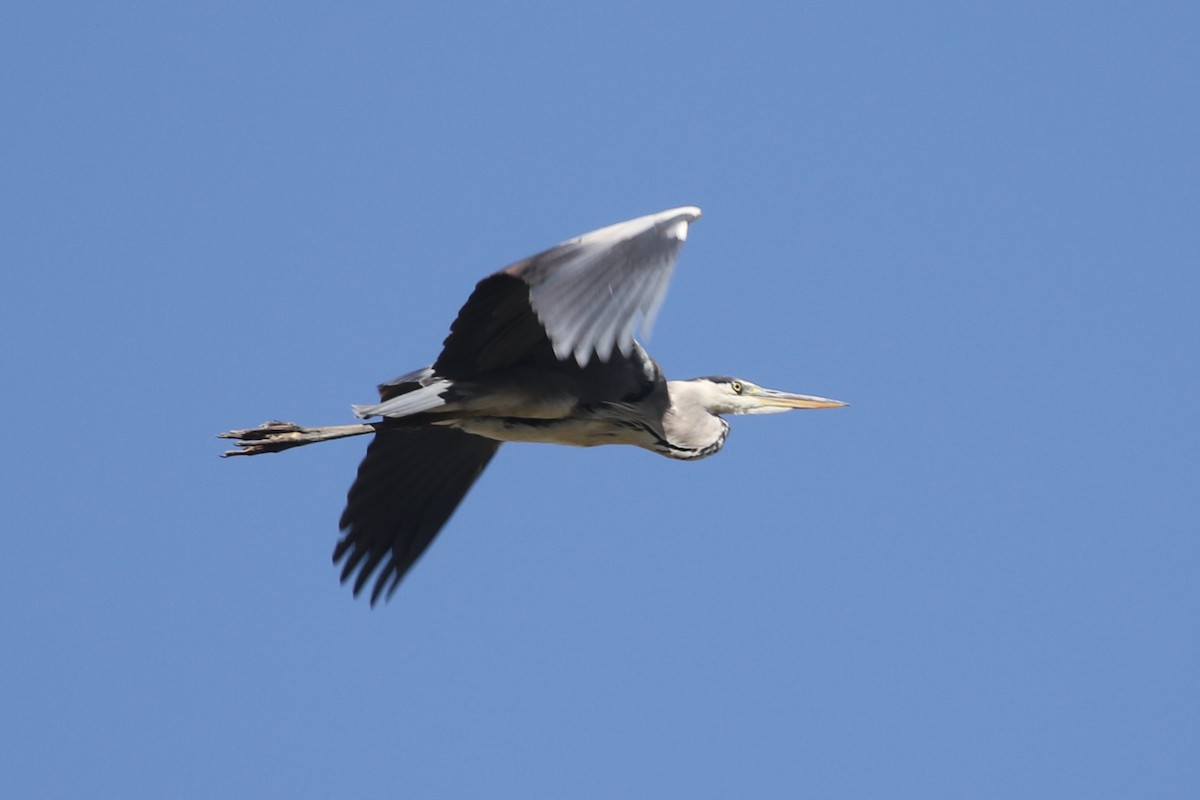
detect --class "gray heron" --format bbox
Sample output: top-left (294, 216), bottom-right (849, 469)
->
top-left (220, 206), bottom-right (845, 603)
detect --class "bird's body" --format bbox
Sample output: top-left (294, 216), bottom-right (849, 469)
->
top-left (221, 206), bottom-right (844, 603)
top-left (364, 340), bottom-right (725, 460)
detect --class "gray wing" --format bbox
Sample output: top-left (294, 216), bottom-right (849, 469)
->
top-left (503, 206), bottom-right (700, 367)
top-left (381, 205), bottom-right (698, 399)
top-left (335, 427), bottom-right (500, 604)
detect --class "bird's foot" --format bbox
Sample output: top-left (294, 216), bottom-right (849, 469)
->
top-left (218, 420), bottom-right (374, 456)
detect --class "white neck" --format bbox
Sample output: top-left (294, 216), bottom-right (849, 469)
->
top-left (661, 380), bottom-right (731, 460)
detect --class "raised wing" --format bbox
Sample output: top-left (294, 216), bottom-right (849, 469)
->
top-left (335, 427), bottom-right (500, 604)
top-left (513, 206), bottom-right (700, 366)
top-left (423, 206), bottom-right (701, 374)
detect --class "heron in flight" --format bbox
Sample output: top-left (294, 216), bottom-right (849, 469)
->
top-left (221, 207), bottom-right (845, 603)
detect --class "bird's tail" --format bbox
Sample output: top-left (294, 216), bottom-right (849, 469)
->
top-left (351, 379), bottom-right (452, 420)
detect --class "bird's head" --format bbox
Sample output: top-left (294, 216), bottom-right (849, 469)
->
top-left (689, 376), bottom-right (847, 416)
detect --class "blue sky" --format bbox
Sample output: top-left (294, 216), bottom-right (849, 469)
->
top-left (3, 3), bottom-right (1198, 797)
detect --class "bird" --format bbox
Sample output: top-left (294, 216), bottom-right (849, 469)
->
top-left (220, 206), bottom-right (845, 604)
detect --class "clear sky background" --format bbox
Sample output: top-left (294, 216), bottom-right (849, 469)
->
top-left (3, 3), bottom-right (1197, 797)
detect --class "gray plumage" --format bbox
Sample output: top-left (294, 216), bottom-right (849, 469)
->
top-left (220, 206), bottom-right (845, 604)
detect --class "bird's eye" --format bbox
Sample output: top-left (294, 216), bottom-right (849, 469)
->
top-left (731, 381), bottom-right (743, 394)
